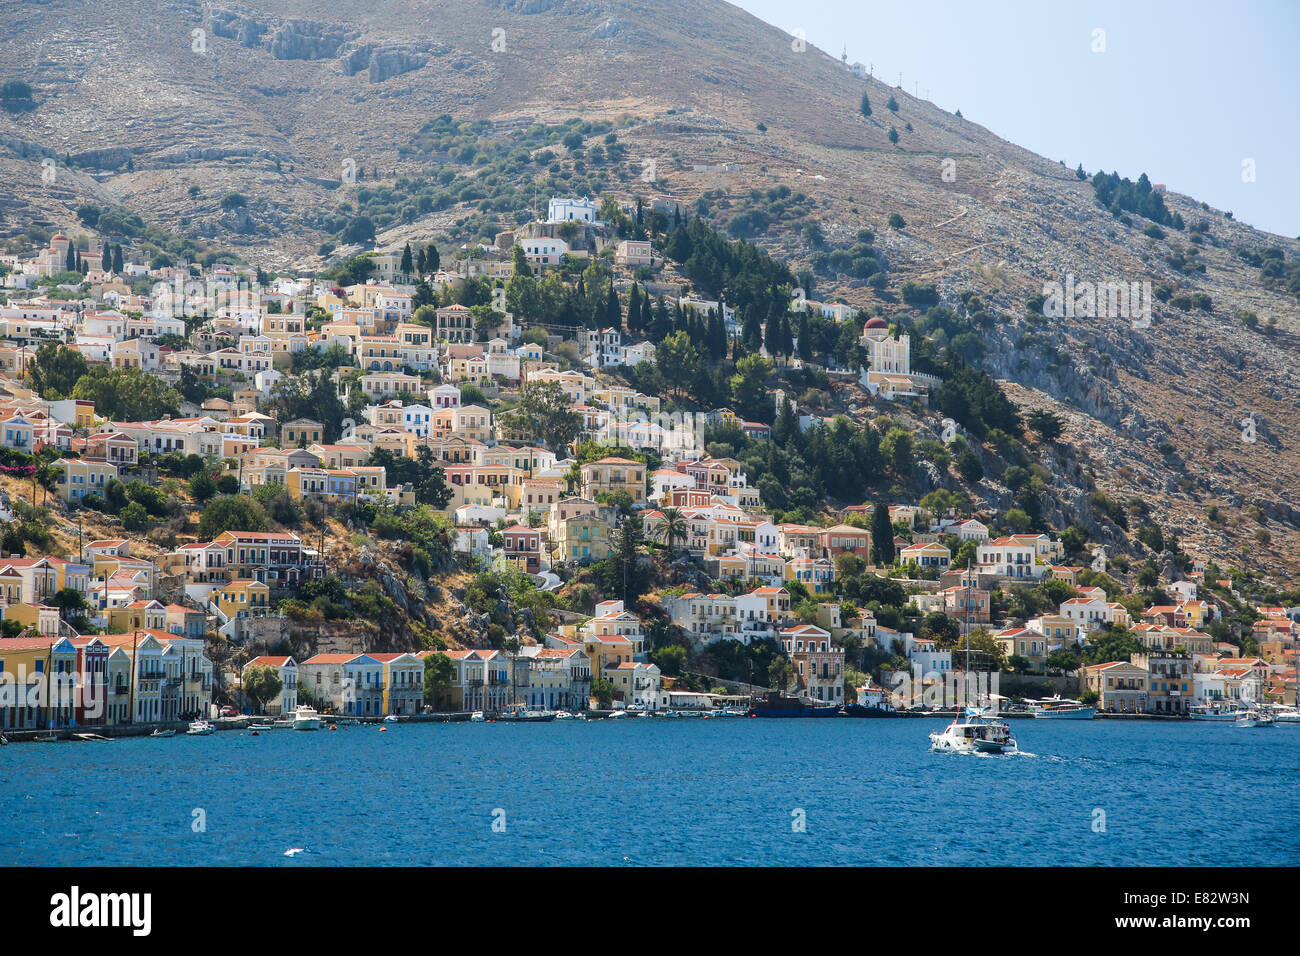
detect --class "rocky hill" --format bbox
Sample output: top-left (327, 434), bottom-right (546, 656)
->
top-left (2, 0), bottom-right (1298, 579)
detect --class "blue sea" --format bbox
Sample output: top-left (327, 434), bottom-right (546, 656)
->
top-left (2, 718), bottom-right (1295, 866)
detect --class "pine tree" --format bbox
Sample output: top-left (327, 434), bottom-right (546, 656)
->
top-left (860, 92), bottom-right (872, 117)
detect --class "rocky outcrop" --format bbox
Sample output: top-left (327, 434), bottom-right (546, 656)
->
top-left (269, 20), bottom-right (355, 60)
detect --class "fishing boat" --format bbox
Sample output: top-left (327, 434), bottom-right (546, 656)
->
top-left (290, 706), bottom-right (322, 731)
top-left (1189, 701), bottom-right (1248, 721)
top-left (721, 706), bottom-right (748, 718)
top-left (149, 728), bottom-right (176, 738)
top-left (35, 734), bottom-right (62, 743)
top-left (845, 683), bottom-right (899, 717)
top-left (930, 706), bottom-right (1019, 754)
top-left (186, 720), bottom-right (215, 736)
top-left (1027, 696), bottom-right (1096, 720)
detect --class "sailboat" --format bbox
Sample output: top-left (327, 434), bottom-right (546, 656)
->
top-left (929, 561), bottom-right (1019, 754)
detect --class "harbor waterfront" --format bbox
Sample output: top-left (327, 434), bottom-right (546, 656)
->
top-left (3, 718), bottom-right (1295, 867)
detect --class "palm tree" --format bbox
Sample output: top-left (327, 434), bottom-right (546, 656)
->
top-left (654, 507), bottom-right (689, 555)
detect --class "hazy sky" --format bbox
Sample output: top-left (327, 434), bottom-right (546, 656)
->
top-left (731, 0), bottom-right (1299, 239)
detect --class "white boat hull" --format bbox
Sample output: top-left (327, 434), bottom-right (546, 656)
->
top-left (1031, 707), bottom-right (1095, 719)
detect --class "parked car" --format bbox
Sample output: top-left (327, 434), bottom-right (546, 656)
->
top-left (219, 706), bottom-right (238, 717)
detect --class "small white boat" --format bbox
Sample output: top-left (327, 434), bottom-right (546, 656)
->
top-left (554, 710), bottom-right (574, 720)
top-left (1273, 708), bottom-right (1300, 724)
top-left (186, 720), bottom-right (215, 736)
top-left (470, 711), bottom-right (485, 722)
top-left (149, 728), bottom-right (176, 738)
top-left (383, 714), bottom-right (399, 723)
top-left (290, 706), bottom-right (322, 731)
top-left (930, 707), bottom-right (1018, 754)
top-left (1236, 709), bottom-right (1275, 728)
top-left (608, 709), bottom-right (629, 719)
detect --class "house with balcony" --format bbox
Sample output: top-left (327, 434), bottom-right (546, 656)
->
top-left (778, 623), bottom-right (845, 704)
top-left (580, 457), bottom-right (646, 506)
top-left (370, 652), bottom-right (425, 715)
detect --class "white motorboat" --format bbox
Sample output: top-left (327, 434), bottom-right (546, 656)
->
top-left (1236, 708), bottom-right (1275, 728)
top-left (470, 711), bottom-right (485, 722)
top-left (1027, 696), bottom-right (1096, 719)
top-left (607, 709), bottom-right (629, 719)
top-left (383, 714), bottom-right (399, 723)
top-left (1273, 708), bottom-right (1300, 724)
top-left (554, 711), bottom-right (574, 720)
top-left (930, 707), bottom-right (1018, 754)
top-left (186, 720), bottom-right (215, 736)
top-left (290, 706), bottom-right (322, 731)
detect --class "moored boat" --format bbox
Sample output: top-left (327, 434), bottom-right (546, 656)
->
top-left (1027, 696), bottom-right (1096, 720)
top-left (290, 706), bottom-right (322, 731)
top-left (186, 720), bottom-right (215, 736)
top-left (750, 692), bottom-right (840, 718)
top-left (149, 728), bottom-right (176, 738)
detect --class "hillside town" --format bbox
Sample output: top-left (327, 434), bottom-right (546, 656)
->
top-left (0, 196), bottom-right (1297, 736)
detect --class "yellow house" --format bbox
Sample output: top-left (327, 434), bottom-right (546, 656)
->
top-left (106, 599), bottom-right (168, 634)
top-left (53, 457), bottom-right (119, 503)
top-left (580, 457), bottom-right (646, 505)
top-left (3, 602), bottom-right (62, 637)
top-left (558, 514), bottom-right (610, 565)
top-left (282, 419), bottom-right (325, 446)
top-left (216, 580), bottom-right (271, 620)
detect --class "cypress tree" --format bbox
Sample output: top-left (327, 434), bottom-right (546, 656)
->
top-left (400, 242), bottom-right (414, 277)
top-left (426, 244), bottom-right (440, 273)
top-left (626, 283), bottom-right (642, 335)
top-left (779, 313), bottom-right (794, 357)
top-left (605, 281), bottom-right (621, 330)
top-left (65, 244), bottom-right (75, 272)
top-left (798, 313), bottom-right (812, 361)
top-left (872, 502), bottom-right (895, 566)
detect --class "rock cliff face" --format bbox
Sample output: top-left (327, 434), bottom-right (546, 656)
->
top-left (1, 0), bottom-right (1297, 577)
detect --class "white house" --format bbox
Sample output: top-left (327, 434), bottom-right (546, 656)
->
top-left (547, 197), bottom-right (598, 223)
